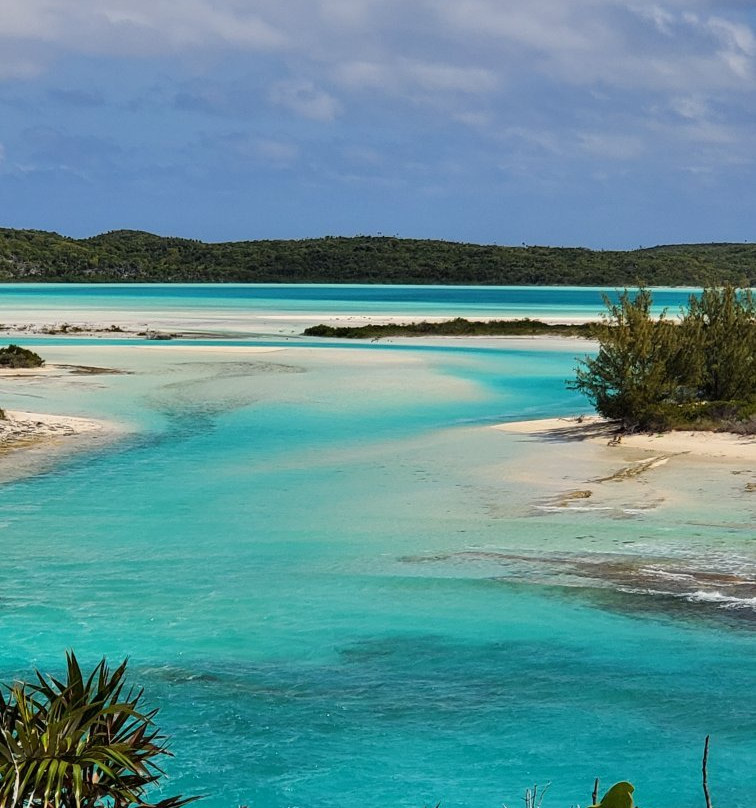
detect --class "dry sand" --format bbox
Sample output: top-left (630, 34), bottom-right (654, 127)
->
top-left (0, 408), bottom-right (124, 484)
top-left (489, 415), bottom-right (755, 521)
top-left (0, 410), bottom-right (110, 450)
top-left (496, 415), bottom-right (755, 460)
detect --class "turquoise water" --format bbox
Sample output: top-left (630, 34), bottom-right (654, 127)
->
top-left (0, 282), bottom-right (700, 320)
top-left (0, 287), bottom-right (753, 807)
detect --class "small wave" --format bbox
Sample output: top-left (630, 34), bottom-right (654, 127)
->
top-left (618, 586), bottom-right (756, 611)
top-left (534, 505), bottom-right (613, 512)
top-left (685, 590), bottom-right (756, 610)
top-left (638, 567), bottom-right (697, 582)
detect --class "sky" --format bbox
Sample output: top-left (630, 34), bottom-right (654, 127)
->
top-left (1, 1), bottom-right (756, 248)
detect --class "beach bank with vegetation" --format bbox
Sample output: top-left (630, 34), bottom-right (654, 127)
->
top-left (571, 285), bottom-right (755, 433)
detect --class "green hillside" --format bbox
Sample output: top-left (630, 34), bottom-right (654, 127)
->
top-left (0, 228), bottom-right (754, 285)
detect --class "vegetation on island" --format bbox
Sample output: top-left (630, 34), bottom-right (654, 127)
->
top-left (0, 345), bottom-right (44, 369)
top-left (570, 285), bottom-right (756, 432)
top-left (0, 652), bottom-right (197, 808)
top-left (304, 318), bottom-right (595, 339)
top-left (1, 227), bottom-right (756, 285)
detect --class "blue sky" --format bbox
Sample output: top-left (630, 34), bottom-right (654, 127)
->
top-left (1, 1), bottom-right (756, 248)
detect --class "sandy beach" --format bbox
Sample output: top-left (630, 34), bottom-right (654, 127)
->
top-left (0, 407), bottom-right (122, 483)
top-left (496, 415), bottom-right (756, 460)
top-left (1, 409), bottom-right (110, 449)
top-left (490, 415), bottom-right (755, 523)
top-left (0, 355), bottom-right (126, 479)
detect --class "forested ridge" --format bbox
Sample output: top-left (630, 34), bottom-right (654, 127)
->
top-left (1, 227), bottom-right (755, 285)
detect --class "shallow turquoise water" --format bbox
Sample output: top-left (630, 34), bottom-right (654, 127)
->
top-left (0, 287), bottom-right (753, 808)
top-left (0, 282), bottom-right (698, 320)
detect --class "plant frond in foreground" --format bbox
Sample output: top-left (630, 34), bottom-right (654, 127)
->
top-left (0, 652), bottom-right (198, 808)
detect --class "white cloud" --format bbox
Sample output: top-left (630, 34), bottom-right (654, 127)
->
top-left (579, 132), bottom-right (645, 160)
top-left (254, 138), bottom-right (299, 165)
top-left (2, 0), bottom-right (756, 102)
top-left (269, 80), bottom-right (342, 121)
top-left (454, 111), bottom-right (493, 128)
top-left (0, 0), bottom-right (286, 56)
top-left (670, 94), bottom-right (709, 120)
top-left (334, 59), bottom-right (496, 95)
top-left (1, 0), bottom-right (756, 177)
top-left (705, 16), bottom-right (756, 78)
top-left (634, 4), bottom-right (677, 35)
top-left (342, 145), bottom-right (384, 166)
top-left (405, 62), bottom-right (498, 93)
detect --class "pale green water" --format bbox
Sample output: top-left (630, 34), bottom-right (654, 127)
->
top-left (0, 286), bottom-right (753, 807)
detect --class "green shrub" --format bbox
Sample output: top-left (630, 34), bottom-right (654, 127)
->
top-left (0, 344), bottom-right (44, 368)
top-left (642, 399), bottom-right (756, 433)
top-left (571, 285), bottom-right (755, 431)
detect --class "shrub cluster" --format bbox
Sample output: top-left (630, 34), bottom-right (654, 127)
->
top-left (304, 318), bottom-right (595, 339)
top-left (0, 344), bottom-right (44, 368)
top-left (570, 285), bottom-right (755, 432)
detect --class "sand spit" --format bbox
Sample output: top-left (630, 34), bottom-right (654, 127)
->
top-left (0, 363), bottom-right (127, 378)
top-left (496, 415), bottom-right (755, 460)
top-left (490, 416), bottom-right (755, 519)
top-left (0, 410), bottom-right (113, 451)
top-left (0, 410), bottom-right (123, 484)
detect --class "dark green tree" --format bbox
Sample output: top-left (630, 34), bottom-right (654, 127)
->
top-left (569, 288), bottom-right (680, 429)
top-left (679, 284), bottom-right (755, 401)
top-left (0, 653), bottom-right (197, 808)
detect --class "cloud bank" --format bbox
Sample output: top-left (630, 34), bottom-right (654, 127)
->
top-left (1, 0), bottom-right (755, 245)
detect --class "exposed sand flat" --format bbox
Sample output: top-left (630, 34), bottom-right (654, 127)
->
top-left (489, 416), bottom-right (755, 522)
top-left (608, 429), bottom-right (755, 459)
top-left (0, 410), bottom-right (115, 450)
top-left (0, 363), bottom-right (126, 378)
top-left (0, 365), bottom-right (60, 376)
top-left (137, 345), bottom-right (288, 353)
top-left (496, 416), bottom-right (755, 460)
top-left (0, 311), bottom-right (601, 340)
top-left (0, 409), bottom-right (126, 484)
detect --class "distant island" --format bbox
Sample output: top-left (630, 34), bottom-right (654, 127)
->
top-left (303, 318), bottom-right (595, 338)
top-left (1, 228), bottom-right (755, 285)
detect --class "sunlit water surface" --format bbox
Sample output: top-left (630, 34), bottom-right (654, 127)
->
top-left (0, 286), bottom-right (753, 808)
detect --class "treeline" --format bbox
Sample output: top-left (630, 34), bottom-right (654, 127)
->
top-left (1, 228), bottom-right (756, 284)
top-left (571, 286), bottom-right (756, 432)
top-left (304, 317), bottom-right (595, 338)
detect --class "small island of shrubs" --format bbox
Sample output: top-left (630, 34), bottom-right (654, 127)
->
top-left (304, 317), bottom-right (595, 339)
top-left (0, 344), bottom-right (44, 368)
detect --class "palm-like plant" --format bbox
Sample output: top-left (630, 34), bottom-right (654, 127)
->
top-left (0, 652), bottom-right (198, 808)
